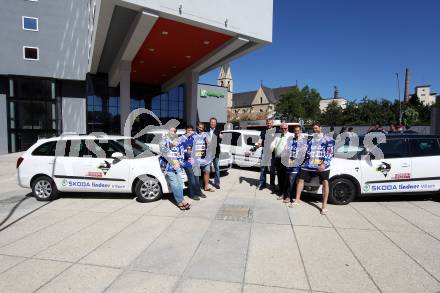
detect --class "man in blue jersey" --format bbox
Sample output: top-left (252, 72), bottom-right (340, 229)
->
top-left (193, 122), bottom-right (214, 193)
top-left (284, 125), bottom-right (308, 207)
top-left (179, 125), bottom-right (206, 200)
top-left (293, 122), bottom-right (335, 214)
top-left (159, 128), bottom-right (190, 210)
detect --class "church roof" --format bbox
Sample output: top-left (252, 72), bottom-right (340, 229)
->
top-left (232, 85), bottom-right (297, 107)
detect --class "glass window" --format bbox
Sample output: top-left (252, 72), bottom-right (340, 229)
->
top-left (32, 141), bottom-right (56, 156)
top-left (64, 140), bottom-right (88, 157)
top-left (377, 139), bottom-right (408, 159)
top-left (23, 47), bottom-right (39, 60)
top-left (409, 138), bottom-right (440, 157)
top-left (23, 17), bottom-right (38, 31)
top-left (244, 135), bottom-right (259, 146)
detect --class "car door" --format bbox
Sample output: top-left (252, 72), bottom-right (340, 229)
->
top-left (360, 138), bottom-right (412, 194)
top-left (408, 138), bottom-right (440, 192)
top-left (80, 139), bottom-right (131, 192)
top-left (53, 139), bottom-right (96, 192)
top-left (242, 134), bottom-right (261, 167)
top-left (221, 131), bottom-right (240, 164)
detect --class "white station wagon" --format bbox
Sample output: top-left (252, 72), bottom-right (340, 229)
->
top-left (16, 135), bottom-right (187, 202)
top-left (304, 134), bottom-right (440, 204)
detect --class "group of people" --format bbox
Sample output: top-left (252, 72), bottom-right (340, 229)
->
top-left (159, 117), bottom-right (335, 215)
top-left (254, 119), bottom-right (335, 215)
top-left (159, 118), bottom-right (222, 210)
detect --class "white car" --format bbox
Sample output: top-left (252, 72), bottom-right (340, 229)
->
top-left (304, 134), bottom-right (440, 204)
top-left (221, 130), bottom-right (262, 167)
top-left (16, 134), bottom-right (187, 202)
top-left (144, 129), bottom-right (233, 173)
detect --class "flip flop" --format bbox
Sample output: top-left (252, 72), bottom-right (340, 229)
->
top-left (321, 208), bottom-right (328, 215)
top-left (204, 188), bottom-right (215, 192)
top-left (289, 201), bottom-right (300, 208)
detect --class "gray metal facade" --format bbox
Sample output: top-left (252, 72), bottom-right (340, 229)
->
top-left (0, 0), bottom-right (93, 80)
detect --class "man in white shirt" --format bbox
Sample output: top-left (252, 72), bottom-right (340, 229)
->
top-left (270, 123), bottom-right (293, 199)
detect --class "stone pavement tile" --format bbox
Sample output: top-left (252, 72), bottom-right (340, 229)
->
top-left (223, 197), bottom-right (255, 207)
top-left (253, 198), bottom-right (290, 225)
top-left (175, 278), bottom-right (241, 293)
top-left (185, 221), bottom-right (251, 282)
top-left (106, 271), bottom-right (177, 293)
top-left (118, 199), bottom-right (162, 215)
top-left (325, 205), bottom-right (375, 230)
top-left (245, 223), bottom-right (309, 290)
top-left (0, 198), bottom-right (47, 227)
top-left (37, 264), bottom-right (120, 293)
top-left (0, 259), bottom-right (70, 293)
top-left (228, 191), bottom-right (256, 199)
top-left (0, 209), bottom-right (78, 247)
top-left (382, 202), bottom-right (440, 240)
top-left (0, 255), bottom-right (25, 274)
top-left (81, 215), bottom-right (174, 268)
top-left (287, 201), bottom-right (332, 227)
top-left (243, 284), bottom-right (308, 293)
top-left (44, 198), bottom-right (110, 211)
top-left (147, 200), bottom-right (185, 217)
top-left (294, 226), bottom-right (378, 293)
top-left (410, 201), bottom-right (440, 217)
top-left (131, 217), bottom-right (210, 275)
top-left (35, 213), bottom-right (138, 262)
top-left (338, 229), bottom-right (440, 292)
top-left (351, 202), bottom-right (422, 233)
top-left (86, 198), bottom-right (132, 213)
top-left (384, 231), bottom-right (440, 281)
top-left (0, 211), bottom-right (106, 257)
top-left (181, 197), bottom-right (224, 220)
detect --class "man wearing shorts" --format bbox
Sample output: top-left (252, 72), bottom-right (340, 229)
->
top-left (293, 122), bottom-right (335, 214)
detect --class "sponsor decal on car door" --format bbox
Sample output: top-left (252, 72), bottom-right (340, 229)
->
top-left (361, 139), bottom-right (412, 194)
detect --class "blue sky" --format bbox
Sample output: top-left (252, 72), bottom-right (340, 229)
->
top-left (200, 0), bottom-right (440, 101)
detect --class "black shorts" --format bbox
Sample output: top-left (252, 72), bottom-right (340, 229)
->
top-left (298, 169), bottom-right (330, 184)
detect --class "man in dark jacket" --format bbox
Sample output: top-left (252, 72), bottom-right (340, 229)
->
top-left (208, 117), bottom-right (222, 189)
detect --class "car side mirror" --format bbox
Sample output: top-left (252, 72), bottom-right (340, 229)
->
top-left (111, 152), bottom-right (124, 160)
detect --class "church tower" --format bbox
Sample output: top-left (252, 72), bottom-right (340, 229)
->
top-left (217, 63), bottom-right (233, 108)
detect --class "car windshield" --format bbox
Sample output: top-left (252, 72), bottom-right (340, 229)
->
top-left (115, 139), bottom-right (157, 158)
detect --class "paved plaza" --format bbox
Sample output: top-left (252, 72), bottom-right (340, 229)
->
top-left (0, 153), bottom-right (440, 293)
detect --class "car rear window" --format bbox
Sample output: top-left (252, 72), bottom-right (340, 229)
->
top-left (32, 141), bottom-right (56, 156)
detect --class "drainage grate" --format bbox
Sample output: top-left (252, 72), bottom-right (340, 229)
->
top-left (216, 204), bottom-right (253, 223)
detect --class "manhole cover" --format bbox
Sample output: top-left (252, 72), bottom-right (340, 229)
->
top-left (216, 204), bottom-right (253, 222)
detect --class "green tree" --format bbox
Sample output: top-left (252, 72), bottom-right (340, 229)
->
top-left (403, 106), bottom-right (419, 126)
top-left (275, 85), bottom-right (321, 122)
top-left (321, 101), bottom-right (344, 125)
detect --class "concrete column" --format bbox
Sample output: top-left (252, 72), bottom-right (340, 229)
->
top-left (120, 61), bottom-right (131, 134)
top-left (184, 71), bottom-right (199, 127)
top-left (0, 94), bottom-right (8, 154)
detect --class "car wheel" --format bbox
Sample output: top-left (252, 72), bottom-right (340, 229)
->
top-left (135, 176), bottom-right (162, 203)
top-left (31, 176), bottom-right (58, 201)
top-left (329, 178), bottom-right (357, 205)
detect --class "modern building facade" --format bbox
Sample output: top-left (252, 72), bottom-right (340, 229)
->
top-left (0, 0), bottom-right (273, 153)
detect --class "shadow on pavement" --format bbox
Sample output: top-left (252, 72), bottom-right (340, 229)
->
top-left (239, 176), bottom-right (259, 187)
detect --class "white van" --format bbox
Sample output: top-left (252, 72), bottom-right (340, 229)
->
top-left (221, 130), bottom-right (262, 168)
